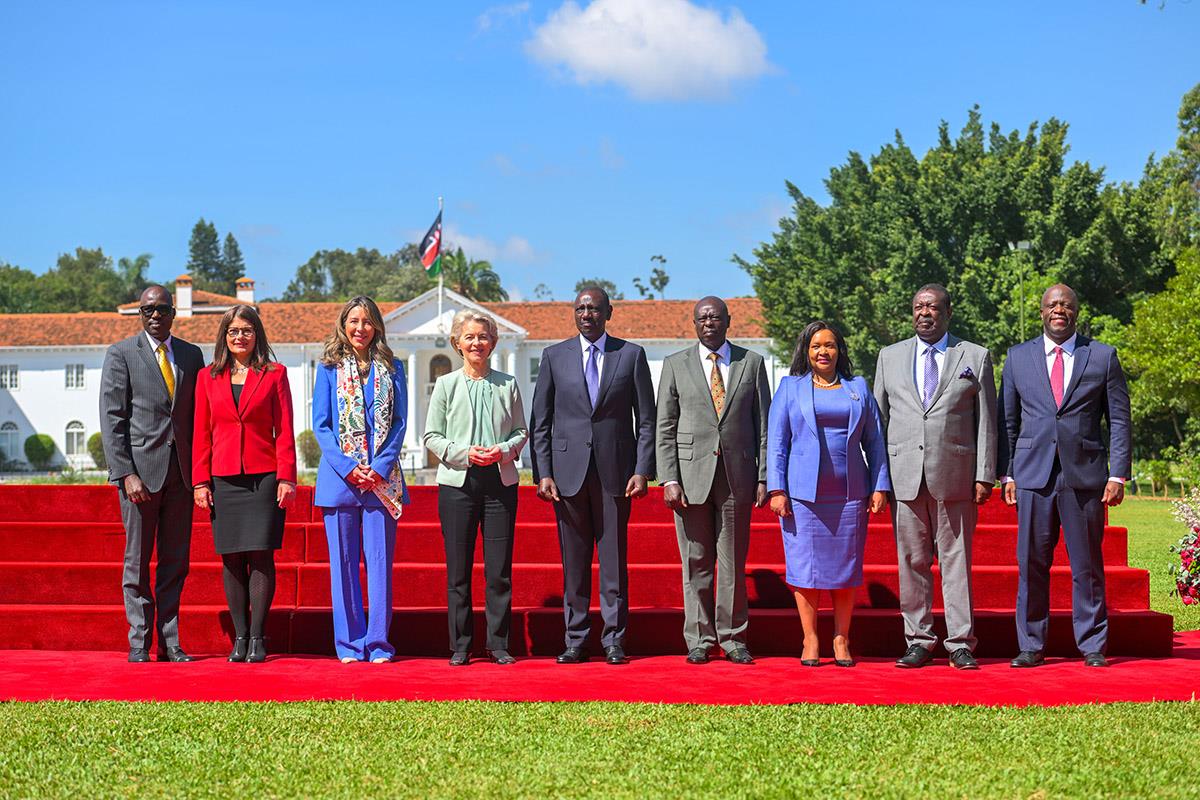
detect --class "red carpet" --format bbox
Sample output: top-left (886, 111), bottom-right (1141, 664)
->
top-left (2, 630), bottom-right (1198, 705)
top-left (0, 485), bottom-right (1175, 658)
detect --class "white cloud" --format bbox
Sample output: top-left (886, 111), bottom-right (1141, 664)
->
top-left (477, 2), bottom-right (531, 33)
top-left (443, 224), bottom-right (540, 265)
top-left (525, 0), bottom-right (770, 101)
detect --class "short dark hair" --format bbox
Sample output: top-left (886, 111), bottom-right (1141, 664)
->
top-left (575, 285), bottom-right (611, 307)
top-left (788, 320), bottom-right (854, 379)
top-left (914, 283), bottom-right (951, 308)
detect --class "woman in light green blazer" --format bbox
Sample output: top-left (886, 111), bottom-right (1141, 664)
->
top-left (423, 309), bottom-right (528, 665)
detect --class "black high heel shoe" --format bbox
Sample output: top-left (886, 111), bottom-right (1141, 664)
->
top-left (246, 637), bottom-right (267, 663)
top-left (228, 637), bottom-right (249, 663)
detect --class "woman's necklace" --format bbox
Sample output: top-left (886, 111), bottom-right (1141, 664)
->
top-left (812, 373), bottom-right (840, 388)
top-left (356, 358), bottom-right (371, 380)
top-left (231, 364), bottom-right (249, 375)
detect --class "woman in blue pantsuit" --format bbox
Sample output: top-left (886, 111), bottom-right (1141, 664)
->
top-left (313, 296), bottom-right (409, 663)
top-left (767, 321), bottom-right (890, 667)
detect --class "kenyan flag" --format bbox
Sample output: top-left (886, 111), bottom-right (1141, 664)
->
top-left (420, 211), bottom-right (442, 276)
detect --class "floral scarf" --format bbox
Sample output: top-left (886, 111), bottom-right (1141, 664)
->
top-left (336, 356), bottom-right (405, 519)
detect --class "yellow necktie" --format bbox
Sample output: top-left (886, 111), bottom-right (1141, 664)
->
top-left (156, 343), bottom-right (175, 400)
top-left (708, 352), bottom-right (725, 415)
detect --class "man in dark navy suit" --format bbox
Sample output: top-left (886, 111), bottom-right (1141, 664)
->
top-left (530, 286), bottom-right (656, 665)
top-left (998, 284), bottom-right (1131, 668)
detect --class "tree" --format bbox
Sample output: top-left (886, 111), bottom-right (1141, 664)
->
top-left (87, 432), bottom-right (107, 472)
top-left (295, 430), bottom-right (321, 469)
top-left (24, 434), bottom-right (55, 470)
top-left (279, 245), bottom-right (433, 303)
top-left (441, 247), bottom-right (508, 302)
top-left (738, 106), bottom-right (1171, 378)
top-left (185, 219), bottom-right (223, 291)
top-left (573, 278), bottom-right (623, 300)
top-left (221, 234), bottom-right (246, 283)
top-left (116, 253), bottom-right (153, 304)
top-left (37, 248), bottom-right (126, 312)
top-left (1142, 82), bottom-right (1200, 256)
top-left (533, 283), bottom-right (554, 300)
top-left (632, 257), bottom-right (670, 299)
top-left (0, 263), bottom-right (40, 313)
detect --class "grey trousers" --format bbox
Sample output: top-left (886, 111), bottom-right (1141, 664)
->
top-left (892, 482), bottom-right (977, 653)
top-left (673, 461), bottom-right (751, 653)
top-left (118, 450), bottom-right (194, 650)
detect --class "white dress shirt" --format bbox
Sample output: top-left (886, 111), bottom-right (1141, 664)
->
top-left (913, 333), bottom-right (948, 400)
top-left (699, 340), bottom-right (731, 389)
top-left (144, 331), bottom-right (179, 385)
top-left (579, 332), bottom-right (607, 384)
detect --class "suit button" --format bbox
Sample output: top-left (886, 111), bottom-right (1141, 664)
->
top-left (918, 445), bottom-right (923, 451)
top-left (586, 441), bottom-right (592, 448)
top-left (713, 450), bottom-right (720, 456)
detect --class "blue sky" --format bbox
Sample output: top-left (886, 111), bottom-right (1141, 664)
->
top-left (1, 1), bottom-right (1196, 302)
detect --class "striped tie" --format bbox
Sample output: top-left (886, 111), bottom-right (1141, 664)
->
top-left (923, 346), bottom-right (938, 409)
top-left (708, 352), bottom-right (725, 415)
top-left (156, 343), bottom-right (175, 400)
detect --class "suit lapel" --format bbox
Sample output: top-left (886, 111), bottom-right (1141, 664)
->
top-left (1060, 337), bottom-right (1091, 408)
top-left (592, 336), bottom-right (621, 416)
top-left (683, 348), bottom-right (718, 420)
top-left (136, 336), bottom-right (172, 406)
top-left (901, 337), bottom-right (922, 406)
top-left (238, 367), bottom-right (264, 417)
top-left (1029, 338), bottom-right (1056, 405)
top-left (797, 373), bottom-right (817, 436)
top-left (927, 338), bottom-right (964, 410)
top-left (845, 377), bottom-right (863, 437)
top-left (718, 345), bottom-right (746, 422)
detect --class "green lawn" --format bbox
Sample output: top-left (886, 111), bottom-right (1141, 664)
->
top-left (1112, 496), bottom-right (1197, 630)
top-left (2, 701), bottom-right (1199, 799)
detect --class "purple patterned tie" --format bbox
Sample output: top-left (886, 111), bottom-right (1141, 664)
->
top-left (585, 344), bottom-right (600, 409)
top-left (923, 346), bottom-right (938, 409)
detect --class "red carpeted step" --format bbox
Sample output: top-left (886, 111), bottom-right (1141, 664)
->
top-left (0, 563), bottom-right (301, 607)
top-left (287, 562), bottom-right (1150, 610)
top-left (0, 522), bottom-right (309, 563)
top-left (0, 605), bottom-right (1171, 657)
top-left (0, 485), bottom-right (317, 523)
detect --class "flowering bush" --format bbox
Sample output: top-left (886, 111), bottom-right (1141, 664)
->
top-left (1169, 488), bottom-right (1200, 605)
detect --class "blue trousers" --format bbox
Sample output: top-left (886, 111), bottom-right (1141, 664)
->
top-left (1015, 462), bottom-right (1107, 655)
top-left (323, 507), bottom-right (396, 661)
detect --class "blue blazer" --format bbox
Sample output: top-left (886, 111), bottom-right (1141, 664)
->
top-left (997, 335), bottom-right (1132, 492)
top-left (766, 373), bottom-right (891, 502)
top-left (313, 360), bottom-right (410, 509)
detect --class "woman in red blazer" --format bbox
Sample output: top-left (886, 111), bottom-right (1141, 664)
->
top-left (193, 305), bottom-right (296, 663)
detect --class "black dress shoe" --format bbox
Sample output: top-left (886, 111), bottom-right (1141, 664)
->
top-left (1010, 650), bottom-right (1045, 668)
top-left (449, 651), bottom-right (471, 666)
top-left (896, 644), bottom-right (933, 669)
top-left (949, 649), bottom-right (979, 670)
top-left (834, 658), bottom-right (856, 668)
top-left (157, 646), bottom-right (193, 663)
top-left (604, 645), bottom-right (628, 665)
top-left (556, 647), bottom-right (588, 664)
top-left (128, 648), bottom-right (150, 663)
top-left (228, 637), bottom-right (249, 663)
top-left (686, 648), bottom-right (710, 664)
top-left (1083, 652), bottom-right (1109, 668)
top-left (724, 647), bottom-right (754, 665)
top-left (246, 637), bottom-right (267, 664)
top-left (488, 649), bottom-right (516, 665)
top-left (800, 658), bottom-right (821, 667)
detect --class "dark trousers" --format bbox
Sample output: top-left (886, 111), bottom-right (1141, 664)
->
top-left (438, 465), bottom-right (517, 653)
top-left (555, 459), bottom-right (631, 648)
top-left (1016, 459), bottom-right (1108, 654)
top-left (118, 447), bottom-right (193, 650)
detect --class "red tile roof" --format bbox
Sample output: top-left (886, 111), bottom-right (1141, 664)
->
top-left (117, 288), bottom-right (243, 312)
top-left (0, 298), bottom-right (765, 347)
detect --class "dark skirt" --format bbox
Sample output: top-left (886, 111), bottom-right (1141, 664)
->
top-left (212, 472), bottom-right (285, 554)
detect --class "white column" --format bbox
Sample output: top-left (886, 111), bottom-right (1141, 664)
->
top-left (505, 347), bottom-right (517, 378)
top-left (406, 350), bottom-right (419, 466)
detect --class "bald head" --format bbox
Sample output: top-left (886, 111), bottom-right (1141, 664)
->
top-left (1040, 283), bottom-right (1079, 344)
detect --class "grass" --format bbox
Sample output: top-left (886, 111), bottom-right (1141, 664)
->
top-left (2, 701), bottom-right (1199, 799)
top-left (1112, 496), bottom-right (1197, 630)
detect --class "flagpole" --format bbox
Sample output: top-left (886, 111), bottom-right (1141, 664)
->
top-left (437, 195), bottom-right (445, 333)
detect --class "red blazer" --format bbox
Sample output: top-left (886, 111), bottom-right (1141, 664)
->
top-left (193, 363), bottom-right (297, 485)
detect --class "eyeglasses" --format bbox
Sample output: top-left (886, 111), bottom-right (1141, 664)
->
top-left (139, 304), bottom-right (174, 317)
top-left (694, 314), bottom-right (726, 323)
top-left (226, 327), bottom-right (255, 340)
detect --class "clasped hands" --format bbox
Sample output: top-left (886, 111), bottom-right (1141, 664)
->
top-left (347, 465), bottom-right (386, 494)
top-left (193, 480), bottom-right (296, 510)
top-left (467, 445), bottom-right (503, 467)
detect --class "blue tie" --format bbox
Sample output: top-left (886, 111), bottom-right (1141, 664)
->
top-left (923, 345), bottom-right (938, 409)
top-left (585, 343), bottom-right (600, 409)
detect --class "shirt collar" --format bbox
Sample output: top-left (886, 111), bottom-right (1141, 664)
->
top-left (916, 332), bottom-right (949, 354)
top-left (145, 331), bottom-right (173, 352)
top-left (580, 332), bottom-right (607, 353)
top-left (1043, 332), bottom-right (1077, 356)
top-left (699, 340), bottom-right (731, 362)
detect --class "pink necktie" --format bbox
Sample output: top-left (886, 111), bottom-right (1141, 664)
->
top-left (1050, 346), bottom-right (1065, 407)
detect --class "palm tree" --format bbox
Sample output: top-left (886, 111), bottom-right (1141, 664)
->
top-left (441, 247), bottom-right (509, 302)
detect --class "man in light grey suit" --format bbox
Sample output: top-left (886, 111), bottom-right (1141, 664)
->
top-left (656, 296), bottom-right (771, 665)
top-left (100, 285), bottom-right (205, 663)
top-left (874, 284), bottom-right (997, 670)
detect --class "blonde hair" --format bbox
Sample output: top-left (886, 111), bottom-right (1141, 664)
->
top-left (449, 309), bottom-right (499, 358)
top-left (320, 295), bottom-right (396, 371)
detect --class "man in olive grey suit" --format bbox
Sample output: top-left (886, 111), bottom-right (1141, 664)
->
top-left (100, 285), bottom-right (205, 663)
top-left (874, 284), bottom-right (997, 670)
top-left (656, 296), bottom-right (771, 665)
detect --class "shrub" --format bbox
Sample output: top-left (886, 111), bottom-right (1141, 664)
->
top-left (23, 434), bottom-right (56, 470)
top-left (87, 432), bottom-right (107, 471)
top-left (296, 430), bottom-right (321, 469)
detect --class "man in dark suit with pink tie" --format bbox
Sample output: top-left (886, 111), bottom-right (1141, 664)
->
top-left (998, 284), bottom-right (1132, 668)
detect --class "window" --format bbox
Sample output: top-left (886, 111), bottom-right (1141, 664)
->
top-left (0, 422), bottom-right (17, 461)
top-left (65, 421), bottom-right (85, 457)
top-left (529, 357), bottom-right (540, 381)
top-left (65, 364), bottom-right (85, 389)
top-left (0, 365), bottom-right (16, 390)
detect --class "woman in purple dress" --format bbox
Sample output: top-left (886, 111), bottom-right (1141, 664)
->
top-left (767, 321), bottom-right (890, 667)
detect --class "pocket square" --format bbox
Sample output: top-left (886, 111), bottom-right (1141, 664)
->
top-left (958, 367), bottom-right (975, 380)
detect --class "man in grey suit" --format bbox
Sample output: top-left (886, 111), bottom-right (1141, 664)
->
top-left (656, 296), bottom-right (770, 665)
top-left (874, 284), bottom-right (997, 670)
top-left (100, 285), bottom-right (205, 663)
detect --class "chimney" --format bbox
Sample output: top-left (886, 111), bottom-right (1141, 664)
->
top-left (175, 274), bottom-right (193, 318)
top-left (236, 276), bottom-right (255, 305)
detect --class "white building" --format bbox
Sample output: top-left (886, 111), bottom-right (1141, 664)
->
top-left (0, 277), bottom-right (784, 471)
